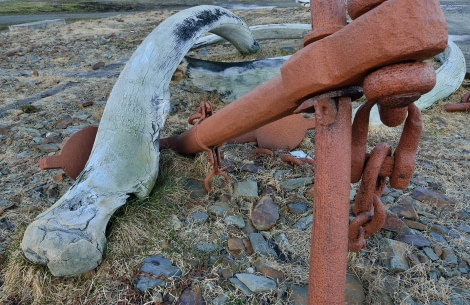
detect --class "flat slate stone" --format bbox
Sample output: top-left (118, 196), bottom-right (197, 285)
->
top-left (280, 177), bottom-right (312, 191)
top-left (394, 234), bottom-right (431, 249)
top-left (380, 238), bottom-right (410, 273)
top-left (187, 212), bottom-right (209, 225)
top-left (236, 273), bottom-right (276, 292)
top-left (249, 232), bottom-right (277, 257)
top-left (224, 215), bottom-right (245, 228)
top-left (293, 214), bottom-right (313, 230)
top-left (233, 180), bottom-right (258, 199)
top-left (229, 278), bottom-right (254, 295)
top-left (136, 254), bottom-right (182, 292)
top-left (287, 202), bottom-right (308, 214)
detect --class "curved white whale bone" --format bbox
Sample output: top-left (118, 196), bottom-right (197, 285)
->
top-left (21, 5), bottom-right (259, 277)
top-left (192, 23), bottom-right (311, 49)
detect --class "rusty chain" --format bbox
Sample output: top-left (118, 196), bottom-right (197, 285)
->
top-left (188, 102), bottom-right (230, 192)
top-left (348, 100), bottom-right (423, 251)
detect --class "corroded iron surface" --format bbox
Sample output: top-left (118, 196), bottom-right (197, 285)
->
top-left (39, 125), bottom-right (97, 180)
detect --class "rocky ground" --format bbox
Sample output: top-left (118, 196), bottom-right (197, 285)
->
top-left (0, 6), bottom-right (469, 305)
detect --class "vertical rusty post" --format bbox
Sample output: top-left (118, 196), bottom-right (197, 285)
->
top-left (304, 0), bottom-right (347, 45)
top-left (308, 97), bottom-right (351, 304)
top-left (306, 1), bottom-right (349, 304)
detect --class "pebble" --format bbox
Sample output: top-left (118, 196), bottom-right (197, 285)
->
top-left (429, 232), bottom-right (448, 245)
top-left (207, 201), bottom-right (230, 218)
top-left (233, 180), bottom-right (258, 199)
top-left (345, 273), bottom-right (366, 305)
top-left (187, 212), bottom-right (208, 225)
top-left (287, 202), bottom-right (307, 214)
top-left (423, 247), bottom-right (440, 261)
top-left (293, 214), bottom-right (313, 230)
top-left (289, 285), bottom-right (308, 305)
top-left (411, 186), bottom-right (457, 209)
top-left (249, 232), bottom-right (277, 257)
top-left (251, 195), bottom-right (279, 230)
top-left (229, 278), bottom-right (254, 295)
top-left (194, 243), bottom-right (222, 253)
top-left (227, 237), bottom-right (246, 257)
top-left (380, 238), bottom-right (410, 273)
top-left (224, 215), bottom-right (245, 228)
top-left (170, 214), bottom-right (183, 231)
top-left (37, 144), bottom-right (59, 152)
top-left (279, 177), bottom-right (312, 191)
top-left (394, 234), bottom-right (431, 248)
top-left (179, 286), bottom-right (204, 305)
top-left (135, 254), bottom-right (182, 292)
top-left (56, 114), bottom-right (73, 129)
top-left (235, 273), bottom-right (276, 292)
top-left (183, 179), bottom-right (207, 199)
top-left (390, 197), bottom-right (419, 220)
top-left (382, 212), bottom-right (404, 233)
top-left (403, 219), bottom-right (428, 231)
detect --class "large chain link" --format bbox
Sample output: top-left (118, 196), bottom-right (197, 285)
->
top-left (348, 101), bottom-right (423, 251)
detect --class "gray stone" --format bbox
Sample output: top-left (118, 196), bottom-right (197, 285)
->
top-left (293, 214), bottom-right (313, 230)
top-left (391, 197), bottom-right (419, 220)
top-left (229, 278), bottom-right (254, 295)
top-left (183, 179), bottom-right (207, 199)
top-left (289, 284), bottom-right (308, 305)
top-left (195, 243), bottom-right (222, 253)
top-left (37, 144), bottom-right (60, 152)
top-left (136, 254), bottom-right (182, 292)
top-left (187, 212), bottom-right (208, 225)
top-left (442, 247), bottom-right (458, 267)
top-left (457, 224), bottom-right (470, 233)
top-left (249, 232), bottom-right (277, 257)
top-left (423, 247), bottom-right (440, 261)
top-left (236, 273), bottom-right (276, 292)
top-left (411, 186), bottom-right (457, 208)
top-left (207, 201), bottom-right (230, 217)
top-left (380, 238), bottom-right (410, 273)
top-left (394, 234), bottom-right (431, 248)
top-left (224, 215), bottom-right (245, 228)
top-left (251, 196), bottom-right (279, 230)
top-left (428, 223), bottom-right (460, 239)
top-left (429, 232), bottom-right (449, 245)
top-left (280, 177), bottom-right (312, 191)
top-left (233, 180), bottom-right (258, 198)
top-left (345, 273), bottom-right (366, 305)
top-left (212, 293), bottom-right (229, 305)
top-left (287, 202), bottom-right (308, 214)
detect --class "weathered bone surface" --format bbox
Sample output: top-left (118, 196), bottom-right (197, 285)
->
top-left (21, 5), bottom-right (259, 277)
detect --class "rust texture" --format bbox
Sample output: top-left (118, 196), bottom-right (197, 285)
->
top-left (308, 96), bottom-right (352, 305)
top-left (39, 125), bottom-right (97, 180)
top-left (229, 114), bottom-right (316, 150)
top-left (303, 0), bottom-right (346, 45)
top-left (444, 91), bottom-right (470, 112)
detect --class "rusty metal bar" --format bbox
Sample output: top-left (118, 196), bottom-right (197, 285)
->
top-left (308, 97), bottom-right (351, 304)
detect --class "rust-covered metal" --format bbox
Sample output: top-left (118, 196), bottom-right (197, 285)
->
top-left (444, 91), bottom-right (470, 112)
top-left (39, 125), bottom-right (97, 180)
